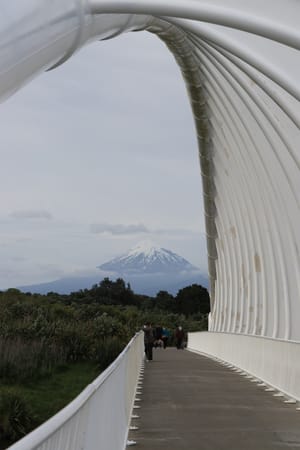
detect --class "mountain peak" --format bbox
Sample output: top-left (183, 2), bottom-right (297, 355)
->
top-left (127, 241), bottom-right (162, 257)
top-left (98, 242), bottom-right (199, 274)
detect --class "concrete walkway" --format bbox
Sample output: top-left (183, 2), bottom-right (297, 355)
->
top-left (129, 348), bottom-right (300, 449)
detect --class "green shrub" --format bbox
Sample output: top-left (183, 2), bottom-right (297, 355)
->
top-left (0, 389), bottom-right (35, 445)
top-left (96, 337), bottom-right (125, 370)
top-left (0, 337), bottom-right (67, 382)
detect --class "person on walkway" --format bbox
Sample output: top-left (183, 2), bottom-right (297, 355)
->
top-left (154, 325), bottom-right (163, 348)
top-left (175, 325), bottom-right (185, 349)
top-left (143, 322), bottom-right (155, 360)
top-left (161, 327), bottom-right (170, 349)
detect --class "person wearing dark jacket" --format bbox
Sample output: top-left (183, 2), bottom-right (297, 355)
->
top-left (143, 323), bottom-right (155, 360)
top-left (175, 325), bottom-right (185, 349)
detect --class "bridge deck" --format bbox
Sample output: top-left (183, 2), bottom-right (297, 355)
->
top-left (129, 348), bottom-right (300, 449)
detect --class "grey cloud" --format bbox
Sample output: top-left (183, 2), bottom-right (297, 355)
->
top-left (153, 228), bottom-right (202, 236)
top-left (10, 256), bottom-right (27, 262)
top-left (37, 263), bottom-right (65, 277)
top-left (90, 223), bottom-right (149, 235)
top-left (16, 237), bottom-right (32, 243)
top-left (90, 223), bottom-right (204, 237)
top-left (10, 210), bottom-right (53, 220)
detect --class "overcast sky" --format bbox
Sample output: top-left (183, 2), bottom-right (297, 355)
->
top-left (0, 31), bottom-right (207, 289)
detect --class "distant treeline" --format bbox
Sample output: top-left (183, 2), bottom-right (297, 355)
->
top-left (0, 278), bottom-right (209, 446)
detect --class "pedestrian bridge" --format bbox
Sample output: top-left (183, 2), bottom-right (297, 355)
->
top-left (1, 0), bottom-right (300, 448)
top-left (8, 333), bottom-right (300, 450)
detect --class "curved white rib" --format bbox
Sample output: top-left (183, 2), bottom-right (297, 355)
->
top-left (0, 0), bottom-right (300, 342)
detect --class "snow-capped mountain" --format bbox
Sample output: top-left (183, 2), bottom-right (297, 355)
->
top-left (99, 241), bottom-right (198, 274)
top-left (18, 242), bottom-right (209, 296)
top-left (96, 241), bottom-right (208, 295)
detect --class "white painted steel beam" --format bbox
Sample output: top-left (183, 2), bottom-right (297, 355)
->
top-left (0, 1), bottom-right (300, 343)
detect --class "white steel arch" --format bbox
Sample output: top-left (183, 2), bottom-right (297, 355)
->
top-left (1, 0), bottom-right (300, 342)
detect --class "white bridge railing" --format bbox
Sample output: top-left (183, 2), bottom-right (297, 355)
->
top-left (8, 332), bottom-right (144, 450)
top-left (188, 331), bottom-right (300, 402)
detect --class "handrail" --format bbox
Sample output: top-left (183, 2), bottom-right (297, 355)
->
top-left (188, 332), bottom-right (300, 402)
top-left (8, 332), bottom-right (144, 450)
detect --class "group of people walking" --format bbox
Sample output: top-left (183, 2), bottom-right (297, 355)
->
top-left (143, 323), bottom-right (186, 361)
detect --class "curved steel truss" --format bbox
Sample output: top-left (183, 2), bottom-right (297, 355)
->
top-left (1, 0), bottom-right (300, 340)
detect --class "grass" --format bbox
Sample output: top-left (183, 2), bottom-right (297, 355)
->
top-left (0, 362), bottom-right (100, 449)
